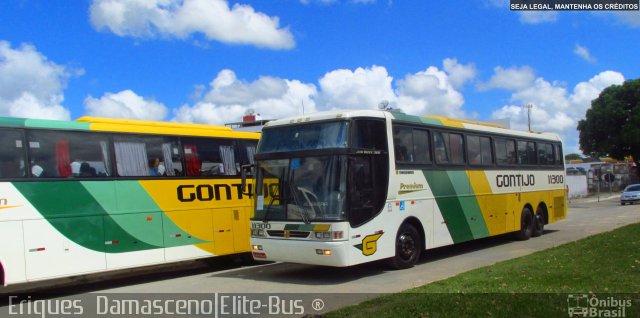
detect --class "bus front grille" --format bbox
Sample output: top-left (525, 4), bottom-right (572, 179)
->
top-left (267, 230), bottom-right (310, 238)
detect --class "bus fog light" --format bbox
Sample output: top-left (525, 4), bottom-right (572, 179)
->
top-left (252, 245), bottom-right (263, 251)
top-left (316, 249), bottom-right (332, 255)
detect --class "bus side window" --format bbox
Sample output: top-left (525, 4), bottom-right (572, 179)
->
top-left (182, 137), bottom-right (236, 177)
top-left (27, 130), bottom-right (113, 178)
top-left (0, 129), bottom-right (26, 178)
top-left (114, 135), bottom-right (183, 177)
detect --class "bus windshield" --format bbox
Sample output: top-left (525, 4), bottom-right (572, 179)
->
top-left (258, 121), bottom-right (348, 153)
top-left (254, 156), bottom-right (347, 222)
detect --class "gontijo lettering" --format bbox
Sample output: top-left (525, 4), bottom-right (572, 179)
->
top-left (496, 174), bottom-right (535, 187)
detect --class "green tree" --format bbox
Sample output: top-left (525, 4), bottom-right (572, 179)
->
top-left (564, 153), bottom-right (583, 161)
top-left (578, 79), bottom-right (640, 177)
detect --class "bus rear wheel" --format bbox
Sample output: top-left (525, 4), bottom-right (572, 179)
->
top-left (388, 223), bottom-right (421, 269)
top-left (532, 206), bottom-right (545, 237)
top-left (515, 207), bottom-right (534, 241)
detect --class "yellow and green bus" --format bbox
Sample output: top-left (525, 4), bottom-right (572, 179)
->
top-left (248, 109), bottom-right (567, 269)
top-left (0, 116), bottom-right (259, 286)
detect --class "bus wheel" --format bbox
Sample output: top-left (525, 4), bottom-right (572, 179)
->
top-left (532, 206), bottom-right (545, 237)
top-left (388, 224), bottom-right (421, 269)
top-left (514, 207), bottom-right (534, 241)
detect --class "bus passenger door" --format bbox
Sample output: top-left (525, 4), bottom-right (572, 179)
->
top-left (232, 207), bottom-right (250, 253)
top-left (0, 221), bottom-right (27, 284)
top-left (212, 208), bottom-right (234, 255)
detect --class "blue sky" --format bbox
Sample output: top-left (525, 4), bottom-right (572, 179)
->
top-left (0, 0), bottom-right (639, 154)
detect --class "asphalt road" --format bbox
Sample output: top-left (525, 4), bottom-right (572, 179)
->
top-left (2, 196), bottom-right (638, 315)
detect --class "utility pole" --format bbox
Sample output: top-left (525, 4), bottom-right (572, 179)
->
top-left (524, 104), bottom-right (533, 132)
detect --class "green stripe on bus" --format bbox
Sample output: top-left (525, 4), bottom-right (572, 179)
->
top-left (391, 112), bottom-right (443, 126)
top-left (423, 170), bottom-right (473, 243)
top-left (0, 117), bottom-right (28, 127)
top-left (446, 171), bottom-right (490, 239)
top-left (82, 181), bottom-right (207, 247)
top-left (24, 119), bottom-right (91, 130)
top-left (13, 182), bottom-right (160, 253)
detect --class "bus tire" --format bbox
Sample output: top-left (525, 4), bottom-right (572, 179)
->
top-left (515, 207), bottom-right (534, 241)
top-left (388, 223), bottom-right (421, 269)
top-left (532, 206), bottom-right (545, 237)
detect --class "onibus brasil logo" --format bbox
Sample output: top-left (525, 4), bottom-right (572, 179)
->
top-left (567, 294), bottom-right (633, 317)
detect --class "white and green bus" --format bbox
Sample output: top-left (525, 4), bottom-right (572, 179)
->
top-left (0, 116), bottom-right (259, 286)
top-left (248, 109), bottom-right (567, 269)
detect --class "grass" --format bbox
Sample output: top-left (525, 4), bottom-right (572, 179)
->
top-left (326, 223), bottom-right (640, 318)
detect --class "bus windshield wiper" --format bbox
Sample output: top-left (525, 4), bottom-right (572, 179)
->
top-left (289, 184), bottom-right (311, 224)
top-left (262, 183), bottom-right (281, 223)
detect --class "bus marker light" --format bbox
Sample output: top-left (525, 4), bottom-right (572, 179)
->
top-left (375, 230), bottom-right (384, 235)
top-left (352, 234), bottom-right (361, 239)
top-left (146, 216), bottom-right (153, 221)
top-left (253, 252), bottom-right (267, 259)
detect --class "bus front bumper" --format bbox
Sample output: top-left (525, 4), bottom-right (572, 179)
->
top-left (250, 238), bottom-right (352, 267)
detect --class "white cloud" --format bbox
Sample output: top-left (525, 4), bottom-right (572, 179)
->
top-left (574, 44), bottom-right (597, 63)
top-left (518, 11), bottom-right (559, 24)
top-left (0, 41), bottom-right (75, 120)
top-left (84, 90), bottom-right (169, 121)
top-left (317, 66), bottom-right (396, 110)
top-left (173, 59), bottom-right (470, 125)
top-left (490, 70), bottom-right (625, 152)
top-left (478, 66), bottom-right (536, 91)
top-left (395, 66), bottom-right (466, 117)
top-left (90, 0), bottom-right (295, 49)
top-left (442, 58), bottom-right (477, 88)
top-left (173, 69), bottom-right (318, 124)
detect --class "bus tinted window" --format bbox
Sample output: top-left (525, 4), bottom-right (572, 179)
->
top-left (113, 135), bottom-right (183, 177)
top-left (353, 120), bottom-right (387, 150)
top-left (434, 132), bottom-right (464, 164)
top-left (183, 137), bottom-right (237, 177)
top-left (517, 141), bottom-right (537, 165)
top-left (538, 142), bottom-right (554, 165)
top-left (0, 129), bottom-right (26, 178)
top-left (467, 135), bottom-right (492, 165)
top-left (27, 130), bottom-right (112, 178)
top-left (393, 126), bottom-right (413, 162)
top-left (495, 138), bottom-right (516, 165)
top-left (555, 144), bottom-right (563, 165)
top-left (413, 129), bottom-right (431, 163)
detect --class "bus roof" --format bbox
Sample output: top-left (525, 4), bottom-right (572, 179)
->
top-left (263, 109), bottom-right (562, 142)
top-left (0, 116), bottom-right (260, 139)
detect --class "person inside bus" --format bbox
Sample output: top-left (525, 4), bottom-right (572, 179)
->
top-left (31, 163), bottom-right (45, 177)
top-left (79, 162), bottom-right (95, 177)
top-left (149, 158), bottom-right (161, 176)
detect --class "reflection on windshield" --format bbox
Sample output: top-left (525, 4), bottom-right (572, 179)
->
top-left (258, 122), bottom-right (348, 153)
top-left (253, 156), bottom-right (347, 222)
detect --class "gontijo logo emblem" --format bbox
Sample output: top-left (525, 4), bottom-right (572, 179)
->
top-left (354, 232), bottom-right (384, 256)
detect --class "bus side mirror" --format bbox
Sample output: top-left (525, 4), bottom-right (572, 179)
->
top-left (241, 164), bottom-right (254, 197)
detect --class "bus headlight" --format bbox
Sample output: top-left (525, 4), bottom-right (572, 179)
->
top-left (251, 229), bottom-right (265, 237)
